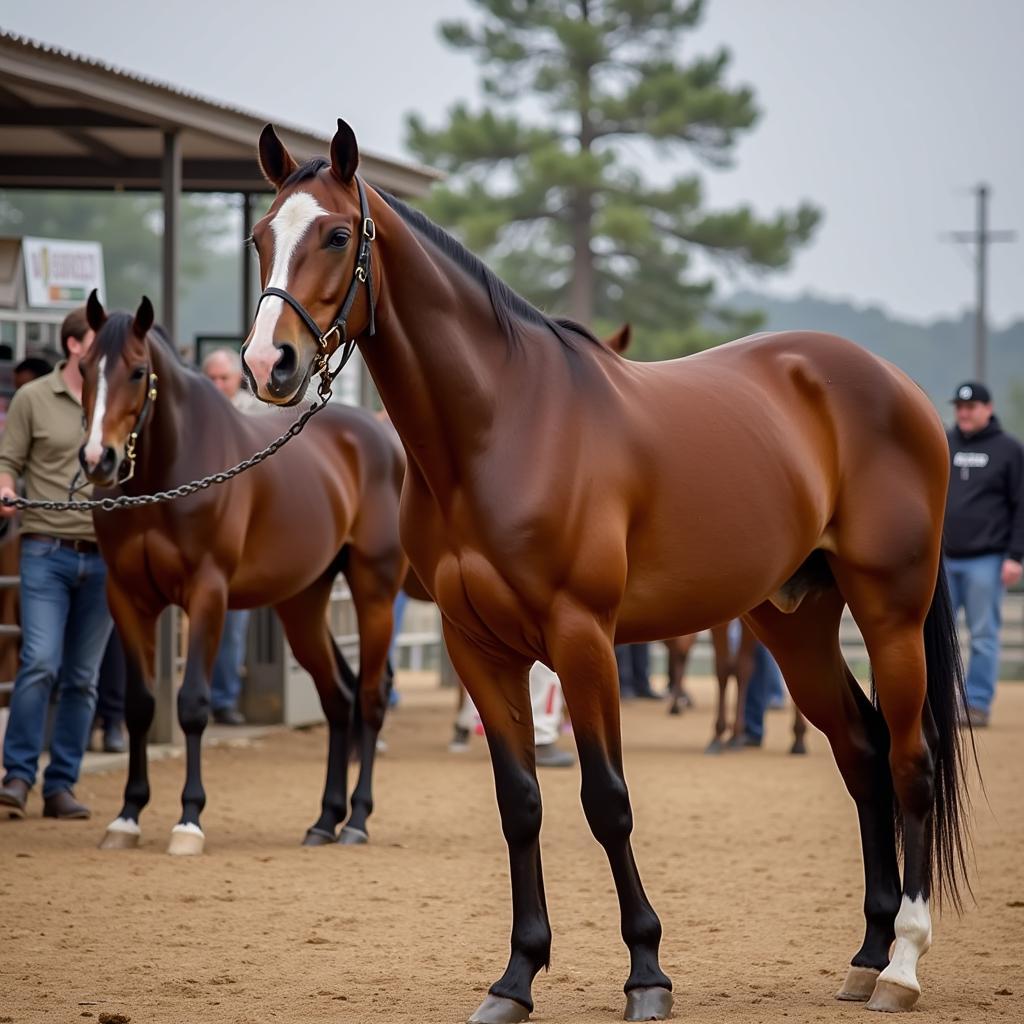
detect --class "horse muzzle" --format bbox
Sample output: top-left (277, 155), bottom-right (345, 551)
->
top-left (79, 443), bottom-right (120, 487)
top-left (242, 338), bottom-right (312, 406)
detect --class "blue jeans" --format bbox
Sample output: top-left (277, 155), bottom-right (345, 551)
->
top-left (744, 644), bottom-right (786, 743)
top-left (615, 643), bottom-right (651, 696)
top-left (3, 538), bottom-right (112, 796)
top-left (210, 609), bottom-right (251, 712)
top-left (387, 589), bottom-right (409, 707)
top-left (946, 553), bottom-right (1003, 714)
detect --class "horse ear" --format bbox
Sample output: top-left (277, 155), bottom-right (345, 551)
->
top-left (605, 323), bottom-right (632, 355)
top-left (258, 123), bottom-right (299, 191)
top-left (86, 289), bottom-right (107, 332)
top-left (133, 296), bottom-right (155, 339)
top-left (329, 118), bottom-right (360, 184)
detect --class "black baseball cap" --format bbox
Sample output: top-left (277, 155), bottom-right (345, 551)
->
top-left (952, 381), bottom-right (992, 404)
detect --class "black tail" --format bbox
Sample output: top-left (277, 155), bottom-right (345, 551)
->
top-left (920, 557), bottom-right (976, 911)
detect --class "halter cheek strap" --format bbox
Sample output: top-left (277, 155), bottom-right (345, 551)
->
top-left (256, 175), bottom-right (377, 378)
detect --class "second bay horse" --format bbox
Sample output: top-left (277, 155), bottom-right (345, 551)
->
top-left (241, 120), bottom-right (971, 1022)
top-left (80, 293), bottom-right (406, 854)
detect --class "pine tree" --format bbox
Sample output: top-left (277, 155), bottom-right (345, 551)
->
top-left (406, 0), bottom-right (821, 357)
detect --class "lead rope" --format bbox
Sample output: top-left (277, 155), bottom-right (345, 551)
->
top-left (0, 351), bottom-right (352, 515)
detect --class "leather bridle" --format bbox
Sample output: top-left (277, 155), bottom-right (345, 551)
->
top-left (255, 174), bottom-right (377, 385)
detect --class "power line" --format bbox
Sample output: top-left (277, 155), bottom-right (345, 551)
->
top-left (946, 184), bottom-right (1015, 383)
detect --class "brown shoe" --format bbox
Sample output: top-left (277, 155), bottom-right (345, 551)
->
top-left (42, 789), bottom-right (91, 820)
top-left (0, 778), bottom-right (29, 819)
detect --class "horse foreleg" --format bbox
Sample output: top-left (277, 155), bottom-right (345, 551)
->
top-left (444, 623), bottom-right (546, 1024)
top-left (100, 582), bottom-right (159, 851)
top-left (168, 576), bottom-right (226, 856)
top-left (550, 610), bottom-right (672, 1021)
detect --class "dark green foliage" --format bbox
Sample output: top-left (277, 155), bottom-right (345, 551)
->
top-left (406, 0), bottom-right (821, 357)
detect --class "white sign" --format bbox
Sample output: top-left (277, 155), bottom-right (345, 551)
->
top-left (22, 237), bottom-right (105, 309)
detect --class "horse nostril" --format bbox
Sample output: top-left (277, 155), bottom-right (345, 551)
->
top-left (270, 342), bottom-right (298, 387)
top-left (98, 447), bottom-right (117, 478)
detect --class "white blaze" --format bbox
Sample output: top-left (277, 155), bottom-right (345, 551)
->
top-left (877, 895), bottom-right (931, 993)
top-left (83, 355), bottom-right (107, 466)
top-left (245, 192), bottom-right (327, 382)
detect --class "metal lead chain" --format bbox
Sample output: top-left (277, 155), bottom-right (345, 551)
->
top-left (0, 356), bottom-right (348, 515)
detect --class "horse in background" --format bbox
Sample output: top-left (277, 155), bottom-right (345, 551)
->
top-left (80, 293), bottom-right (406, 855)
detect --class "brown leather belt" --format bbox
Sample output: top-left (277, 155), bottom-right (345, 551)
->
top-left (22, 533), bottom-right (101, 555)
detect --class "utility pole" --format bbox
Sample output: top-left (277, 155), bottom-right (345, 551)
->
top-left (948, 184), bottom-right (1016, 383)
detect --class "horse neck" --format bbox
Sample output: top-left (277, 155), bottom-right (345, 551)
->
top-left (124, 336), bottom-right (189, 493)
top-left (360, 205), bottom-right (566, 483)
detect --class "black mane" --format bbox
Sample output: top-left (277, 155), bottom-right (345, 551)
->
top-left (376, 190), bottom-right (600, 354)
top-left (96, 312), bottom-right (193, 372)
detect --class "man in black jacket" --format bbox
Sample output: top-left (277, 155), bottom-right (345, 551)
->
top-left (944, 381), bottom-right (1024, 727)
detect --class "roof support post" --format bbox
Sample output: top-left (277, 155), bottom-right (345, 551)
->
top-left (241, 191), bottom-right (254, 333)
top-left (160, 128), bottom-right (181, 346)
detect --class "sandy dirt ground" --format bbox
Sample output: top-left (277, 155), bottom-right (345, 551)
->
top-left (0, 673), bottom-right (1022, 1024)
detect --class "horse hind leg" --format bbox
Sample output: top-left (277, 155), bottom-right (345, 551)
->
top-left (705, 625), bottom-right (731, 754)
top-left (745, 590), bottom-right (902, 1006)
top-left (277, 577), bottom-right (356, 846)
top-left (340, 544), bottom-right (403, 843)
top-left (834, 559), bottom-right (971, 1013)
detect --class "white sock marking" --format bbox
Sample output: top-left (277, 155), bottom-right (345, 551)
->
top-left (878, 894), bottom-right (932, 993)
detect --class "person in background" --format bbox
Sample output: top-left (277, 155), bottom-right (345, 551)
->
top-left (201, 348), bottom-right (259, 725)
top-left (450, 663), bottom-right (575, 768)
top-left (743, 643), bottom-right (786, 747)
top-left (615, 642), bottom-right (659, 700)
top-left (14, 357), bottom-right (54, 392)
top-left (943, 381), bottom-right (1024, 728)
top-left (0, 307), bottom-right (113, 819)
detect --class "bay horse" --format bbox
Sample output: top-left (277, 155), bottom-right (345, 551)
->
top-left (241, 120), bottom-right (972, 1021)
top-left (600, 328), bottom-right (806, 753)
top-left (663, 623), bottom-right (808, 754)
top-left (79, 293), bottom-right (406, 855)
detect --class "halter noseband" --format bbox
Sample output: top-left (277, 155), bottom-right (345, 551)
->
top-left (255, 175), bottom-right (377, 382)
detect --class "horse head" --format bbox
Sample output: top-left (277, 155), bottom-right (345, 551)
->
top-left (242, 119), bottom-right (376, 407)
top-left (79, 291), bottom-right (157, 487)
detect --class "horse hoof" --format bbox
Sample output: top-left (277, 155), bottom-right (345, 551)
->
top-left (167, 823), bottom-right (205, 856)
top-left (99, 817), bottom-right (140, 850)
top-left (790, 739), bottom-right (808, 756)
top-left (725, 733), bottom-right (747, 750)
top-left (704, 738), bottom-right (725, 755)
top-left (835, 965), bottom-right (880, 1001)
top-left (668, 703), bottom-right (682, 716)
top-left (467, 994), bottom-right (530, 1023)
top-left (624, 986), bottom-right (673, 1021)
top-left (338, 825), bottom-right (369, 846)
top-left (302, 827), bottom-right (337, 847)
top-left (866, 979), bottom-right (920, 1012)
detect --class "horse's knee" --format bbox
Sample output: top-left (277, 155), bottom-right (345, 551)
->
top-left (177, 688), bottom-right (209, 733)
top-left (581, 772), bottom-right (633, 846)
top-left (125, 689), bottom-right (155, 733)
top-left (494, 764), bottom-right (542, 847)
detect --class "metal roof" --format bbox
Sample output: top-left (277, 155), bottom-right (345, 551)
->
top-left (0, 30), bottom-right (441, 195)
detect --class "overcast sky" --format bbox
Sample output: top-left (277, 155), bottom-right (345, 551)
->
top-left (2, 0), bottom-right (1022, 325)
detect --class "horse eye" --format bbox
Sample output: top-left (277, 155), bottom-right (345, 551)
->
top-left (130, 366), bottom-right (147, 382)
top-left (327, 230), bottom-right (350, 250)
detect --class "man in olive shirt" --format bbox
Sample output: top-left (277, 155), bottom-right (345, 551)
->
top-left (0, 307), bottom-right (112, 820)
